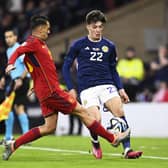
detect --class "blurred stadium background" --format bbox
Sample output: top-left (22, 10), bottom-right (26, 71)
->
top-left (0, 0), bottom-right (168, 138)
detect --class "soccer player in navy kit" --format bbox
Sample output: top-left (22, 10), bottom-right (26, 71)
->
top-left (63, 10), bottom-right (142, 159)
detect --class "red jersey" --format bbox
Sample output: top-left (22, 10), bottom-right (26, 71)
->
top-left (8, 36), bottom-right (60, 102)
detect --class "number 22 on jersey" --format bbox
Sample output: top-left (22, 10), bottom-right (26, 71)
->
top-left (90, 52), bottom-right (103, 62)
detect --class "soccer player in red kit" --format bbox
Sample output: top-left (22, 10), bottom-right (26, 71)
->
top-left (3, 15), bottom-right (130, 160)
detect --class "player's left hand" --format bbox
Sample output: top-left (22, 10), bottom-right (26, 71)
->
top-left (118, 89), bottom-right (130, 104)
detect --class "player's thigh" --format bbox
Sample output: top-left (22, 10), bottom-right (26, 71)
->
top-left (105, 96), bottom-right (125, 117)
top-left (80, 87), bottom-right (100, 109)
top-left (14, 77), bottom-right (30, 106)
top-left (72, 102), bottom-right (95, 127)
top-left (41, 91), bottom-right (77, 116)
top-left (80, 88), bottom-right (101, 121)
top-left (99, 84), bottom-right (119, 104)
top-left (14, 104), bottom-right (25, 115)
top-left (99, 85), bottom-right (124, 117)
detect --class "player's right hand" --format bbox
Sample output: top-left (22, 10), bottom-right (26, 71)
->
top-left (118, 89), bottom-right (130, 104)
top-left (5, 64), bottom-right (16, 74)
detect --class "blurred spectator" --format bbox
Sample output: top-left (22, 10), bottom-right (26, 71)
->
top-left (0, 0), bottom-right (137, 50)
top-left (7, 0), bottom-right (23, 13)
top-left (150, 45), bottom-right (168, 83)
top-left (136, 88), bottom-right (153, 102)
top-left (135, 61), bottom-right (155, 102)
top-left (24, 0), bottom-right (36, 18)
top-left (117, 46), bottom-right (145, 101)
top-left (0, 44), bottom-right (7, 75)
top-left (137, 45), bottom-right (168, 102)
top-left (104, 0), bottom-right (115, 11)
top-left (114, 0), bottom-right (136, 8)
top-left (152, 81), bottom-right (168, 102)
top-left (36, 0), bottom-right (49, 16)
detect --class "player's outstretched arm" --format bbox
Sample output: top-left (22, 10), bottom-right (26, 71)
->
top-left (8, 41), bottom-right (36, 65)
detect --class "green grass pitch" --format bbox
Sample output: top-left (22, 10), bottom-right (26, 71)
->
top-left (0, 135), bottom-right (168, 168)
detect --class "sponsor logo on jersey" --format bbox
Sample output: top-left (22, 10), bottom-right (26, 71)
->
top-left (92, 48), bottom-right (100, 51)
top-left (102, 46), bottom-right (109, 53)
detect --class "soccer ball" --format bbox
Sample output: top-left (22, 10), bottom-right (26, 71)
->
top-left (106, 117), bottom-right (127, 133)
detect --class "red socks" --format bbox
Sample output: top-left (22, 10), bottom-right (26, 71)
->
top-left (13, 122), bottom-right (114, 150)
top-left (88, 120), bottom-right (114, 143)
top-left (14, 127), bottom-right (41, 150)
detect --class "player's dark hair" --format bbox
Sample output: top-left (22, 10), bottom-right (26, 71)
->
top-left (30, 15), bottom-right (49, 30)
top-left (4, 28), bottom-right (18, 36)
top-left (86, 10), bottom-right (107, 24)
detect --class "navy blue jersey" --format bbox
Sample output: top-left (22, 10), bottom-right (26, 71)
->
top-left (63, 36), bottom-right (123, 93)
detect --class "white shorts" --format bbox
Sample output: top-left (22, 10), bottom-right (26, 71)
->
top-left (80, 84), bottom-right (119, 108)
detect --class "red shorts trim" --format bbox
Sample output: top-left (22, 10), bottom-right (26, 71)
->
top-left (40, 90), bottom-right (77, 117)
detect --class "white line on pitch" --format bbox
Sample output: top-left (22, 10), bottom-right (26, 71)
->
top-left (21, 146), bottom-right (168, 160)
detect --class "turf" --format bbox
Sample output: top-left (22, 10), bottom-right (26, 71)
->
top-left (0, 135), bottom-right (168, 168)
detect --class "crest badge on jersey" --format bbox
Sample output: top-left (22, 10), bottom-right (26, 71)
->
top-left (102, 45), bottom-right (109, 53)
top-left (26, 62), bottom-right (33, 72)
top-left (48, 49), bottom-right (53, 60)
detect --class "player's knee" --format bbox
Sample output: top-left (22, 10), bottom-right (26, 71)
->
top-left (44, 124), bottom-right (56, 134)
top-left (15, 106), bottom-right (25, 115)
top-left (93, 111), bottom-right (101, 122)
top-left (72, 103), bottom-right (86, 116)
